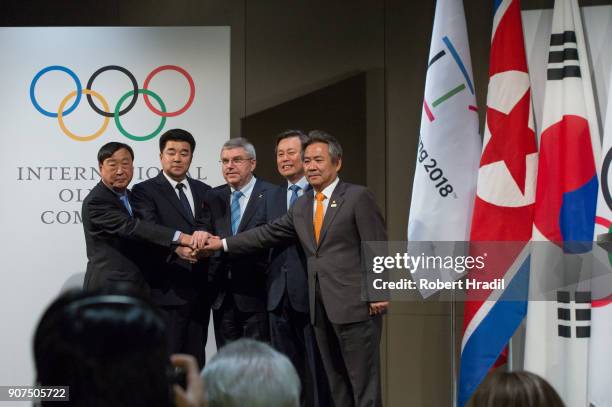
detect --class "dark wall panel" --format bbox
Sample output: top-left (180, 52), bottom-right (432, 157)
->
top-left (242, 73), bottom-right (367, 186)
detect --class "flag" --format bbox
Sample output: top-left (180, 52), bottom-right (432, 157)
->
top-left (589, 65), bottom-right (612, 407)
top-left (406, 0), bottom-right (480, 296)
top-left (458, 0), bottom-right (537, 405)
top-left (523, 0), bottom-right (601, 406)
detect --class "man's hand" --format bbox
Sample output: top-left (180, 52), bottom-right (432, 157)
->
top-left (203, 236), bottom-right (223, 252)
top-left (191, 231), bottom-right (212, 249)
top-left (179, 233), bottom-right (194, 248)
top-left (175, 246), bottom-right (197, 264)
top-left (368, 301), bottom-right (389, 316)
top-left (170, 354), bottom-right (205, 407)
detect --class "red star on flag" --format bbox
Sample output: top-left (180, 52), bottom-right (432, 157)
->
top-left (481, 89), bottom-right (537, 194)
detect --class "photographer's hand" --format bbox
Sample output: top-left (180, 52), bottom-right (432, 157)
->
top-left (171, 354), bottom-right (205, 407)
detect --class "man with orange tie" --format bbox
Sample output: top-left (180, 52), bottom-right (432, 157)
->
top-left (205, 131), bottom-right (388, 407)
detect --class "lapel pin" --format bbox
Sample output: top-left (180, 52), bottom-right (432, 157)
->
top-left (258, 193), bottom-right (263, 198)
top-left (330, 201), bottom-right (337, 208)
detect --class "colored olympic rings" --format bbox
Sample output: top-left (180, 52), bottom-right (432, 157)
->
top-left (87, 65), bottom-right (139, 118)
top-left (30, 66), bottom-right (82, 118)
top-left (115, 89), bottom-right (166, 142)
top-left (143, 65), bottom-right (195, 117)
top-left (30, 65), bottom-right (195, 142)
top-left (58, 89), bottom-right (110, 142)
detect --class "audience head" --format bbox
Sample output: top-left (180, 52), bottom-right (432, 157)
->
top-left (202, 338), bottom-right (300, 407)
top-left (33, 289), bottom-right (172, 407)
top-left (467, 371), bottom-right (565, 407)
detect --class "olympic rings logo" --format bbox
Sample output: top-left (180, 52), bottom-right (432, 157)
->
top-left (30, 65), bottom-right (195, 142)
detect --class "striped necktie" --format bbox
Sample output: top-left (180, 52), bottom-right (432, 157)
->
top-left (231, 190), bottom-right (243, 235)
top-left (289, 184), bottom-right (301, 208)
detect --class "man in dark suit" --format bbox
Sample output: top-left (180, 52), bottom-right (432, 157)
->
top-left (267, 130), bottom-right (330, 407)
top-left (82, 142), bottom-right (203, 295)
top-left (206, 137), bottom-right (275, 347)
top-left (205, 131), bottom-right (388, 407)
top-left (131, 129), bottom-right (212, 366)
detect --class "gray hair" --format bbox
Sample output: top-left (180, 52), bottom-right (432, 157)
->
top-left (305, 130), bottom-right (343, 163)
top-left (221, 137), bottom-right (257, 159)
top-left (202, 339), bottom-right (300, 407)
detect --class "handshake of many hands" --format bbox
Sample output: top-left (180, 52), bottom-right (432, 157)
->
top-left (176, 231), bottom-right (223, 264)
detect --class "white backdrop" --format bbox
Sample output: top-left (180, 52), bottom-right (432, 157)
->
top-left (0, 27), bottom-right (229, 389)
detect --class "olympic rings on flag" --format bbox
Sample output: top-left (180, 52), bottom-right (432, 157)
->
top-left (30, 64), bottom-right (195, 142)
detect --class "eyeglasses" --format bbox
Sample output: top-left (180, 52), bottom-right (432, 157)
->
top-left (219, 157), bottom-right (251, 166)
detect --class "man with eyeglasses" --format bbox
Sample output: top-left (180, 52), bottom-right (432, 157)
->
top-left (203, 131), bottom-right (388, 407)
top-left (131, 129), bottom-right (213, 367)
top-left (205, 137), bottom-right (275, 347)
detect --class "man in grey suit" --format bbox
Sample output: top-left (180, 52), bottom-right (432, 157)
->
top-left (205, 131), bottom-right (388, 407)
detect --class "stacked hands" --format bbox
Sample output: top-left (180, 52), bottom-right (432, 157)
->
top-left (175, 231), bottom-right (224, 263)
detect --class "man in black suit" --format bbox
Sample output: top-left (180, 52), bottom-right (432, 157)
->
top-left (206, 137), bottom-right (275, 347)
top-left (205, 131), bottom-right (388, 407)
top-left (267, 130), bottom-right (331, 407)
top-left (131, 129), bottom-right (212, 366)
top-left (82, 142), bottom-right (204, 295)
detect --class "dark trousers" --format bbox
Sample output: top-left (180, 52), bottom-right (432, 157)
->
top-left (159, 299), bottom-right (209, 368)
top-left (313, 282), bottom-right (383, 407)
top-left (269, 294), bottom-right (332, 407)
top-left (213, 295), bottom-right (269, 348)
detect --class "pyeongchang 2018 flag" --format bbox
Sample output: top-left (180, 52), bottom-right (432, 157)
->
top-left (589, 66), bottom-right (612, 407)
top-left (524, 1), bottom-right (601, 406)
top-left (458, 0), bottom-right (536, 405)
top-left (407, 0), bottom-right (480, 296)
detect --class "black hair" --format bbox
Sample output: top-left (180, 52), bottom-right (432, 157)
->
top-left (33, 288), bottom-right (172, 407)
top-left (304, 130), bottom-right (343, 163)
top-left (97, 142), bottom-right (134, 165)
top-left (159, 128), bottom-right (196, 153)
top-left (274, 130), bottom-right (309, 153)
top-left (468, 371), bottom-right (565, 407)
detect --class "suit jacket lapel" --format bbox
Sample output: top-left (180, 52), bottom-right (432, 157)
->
top-left (276, 185), bottom-right (288, 217)
top-left (238, 179), bottom-right (264, 233)
top-left (187, 177), bottom-right (203, 220)
top-left (317, 181), bottom-right (346, 247)
top-left (155, 173), bottom-right (194, 225)
top-left (219, 185), bottom-right (232, 237)
top-left (304, 191), bottom-right (316, 250)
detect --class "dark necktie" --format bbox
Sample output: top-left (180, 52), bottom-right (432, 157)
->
top-left (176, 183), bottom-right (194, 220)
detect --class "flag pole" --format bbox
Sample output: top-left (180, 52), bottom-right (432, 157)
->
top-left (451, 289), bottom-right (458, 407)
top-left (507, 336), bottom-right (513, 371)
